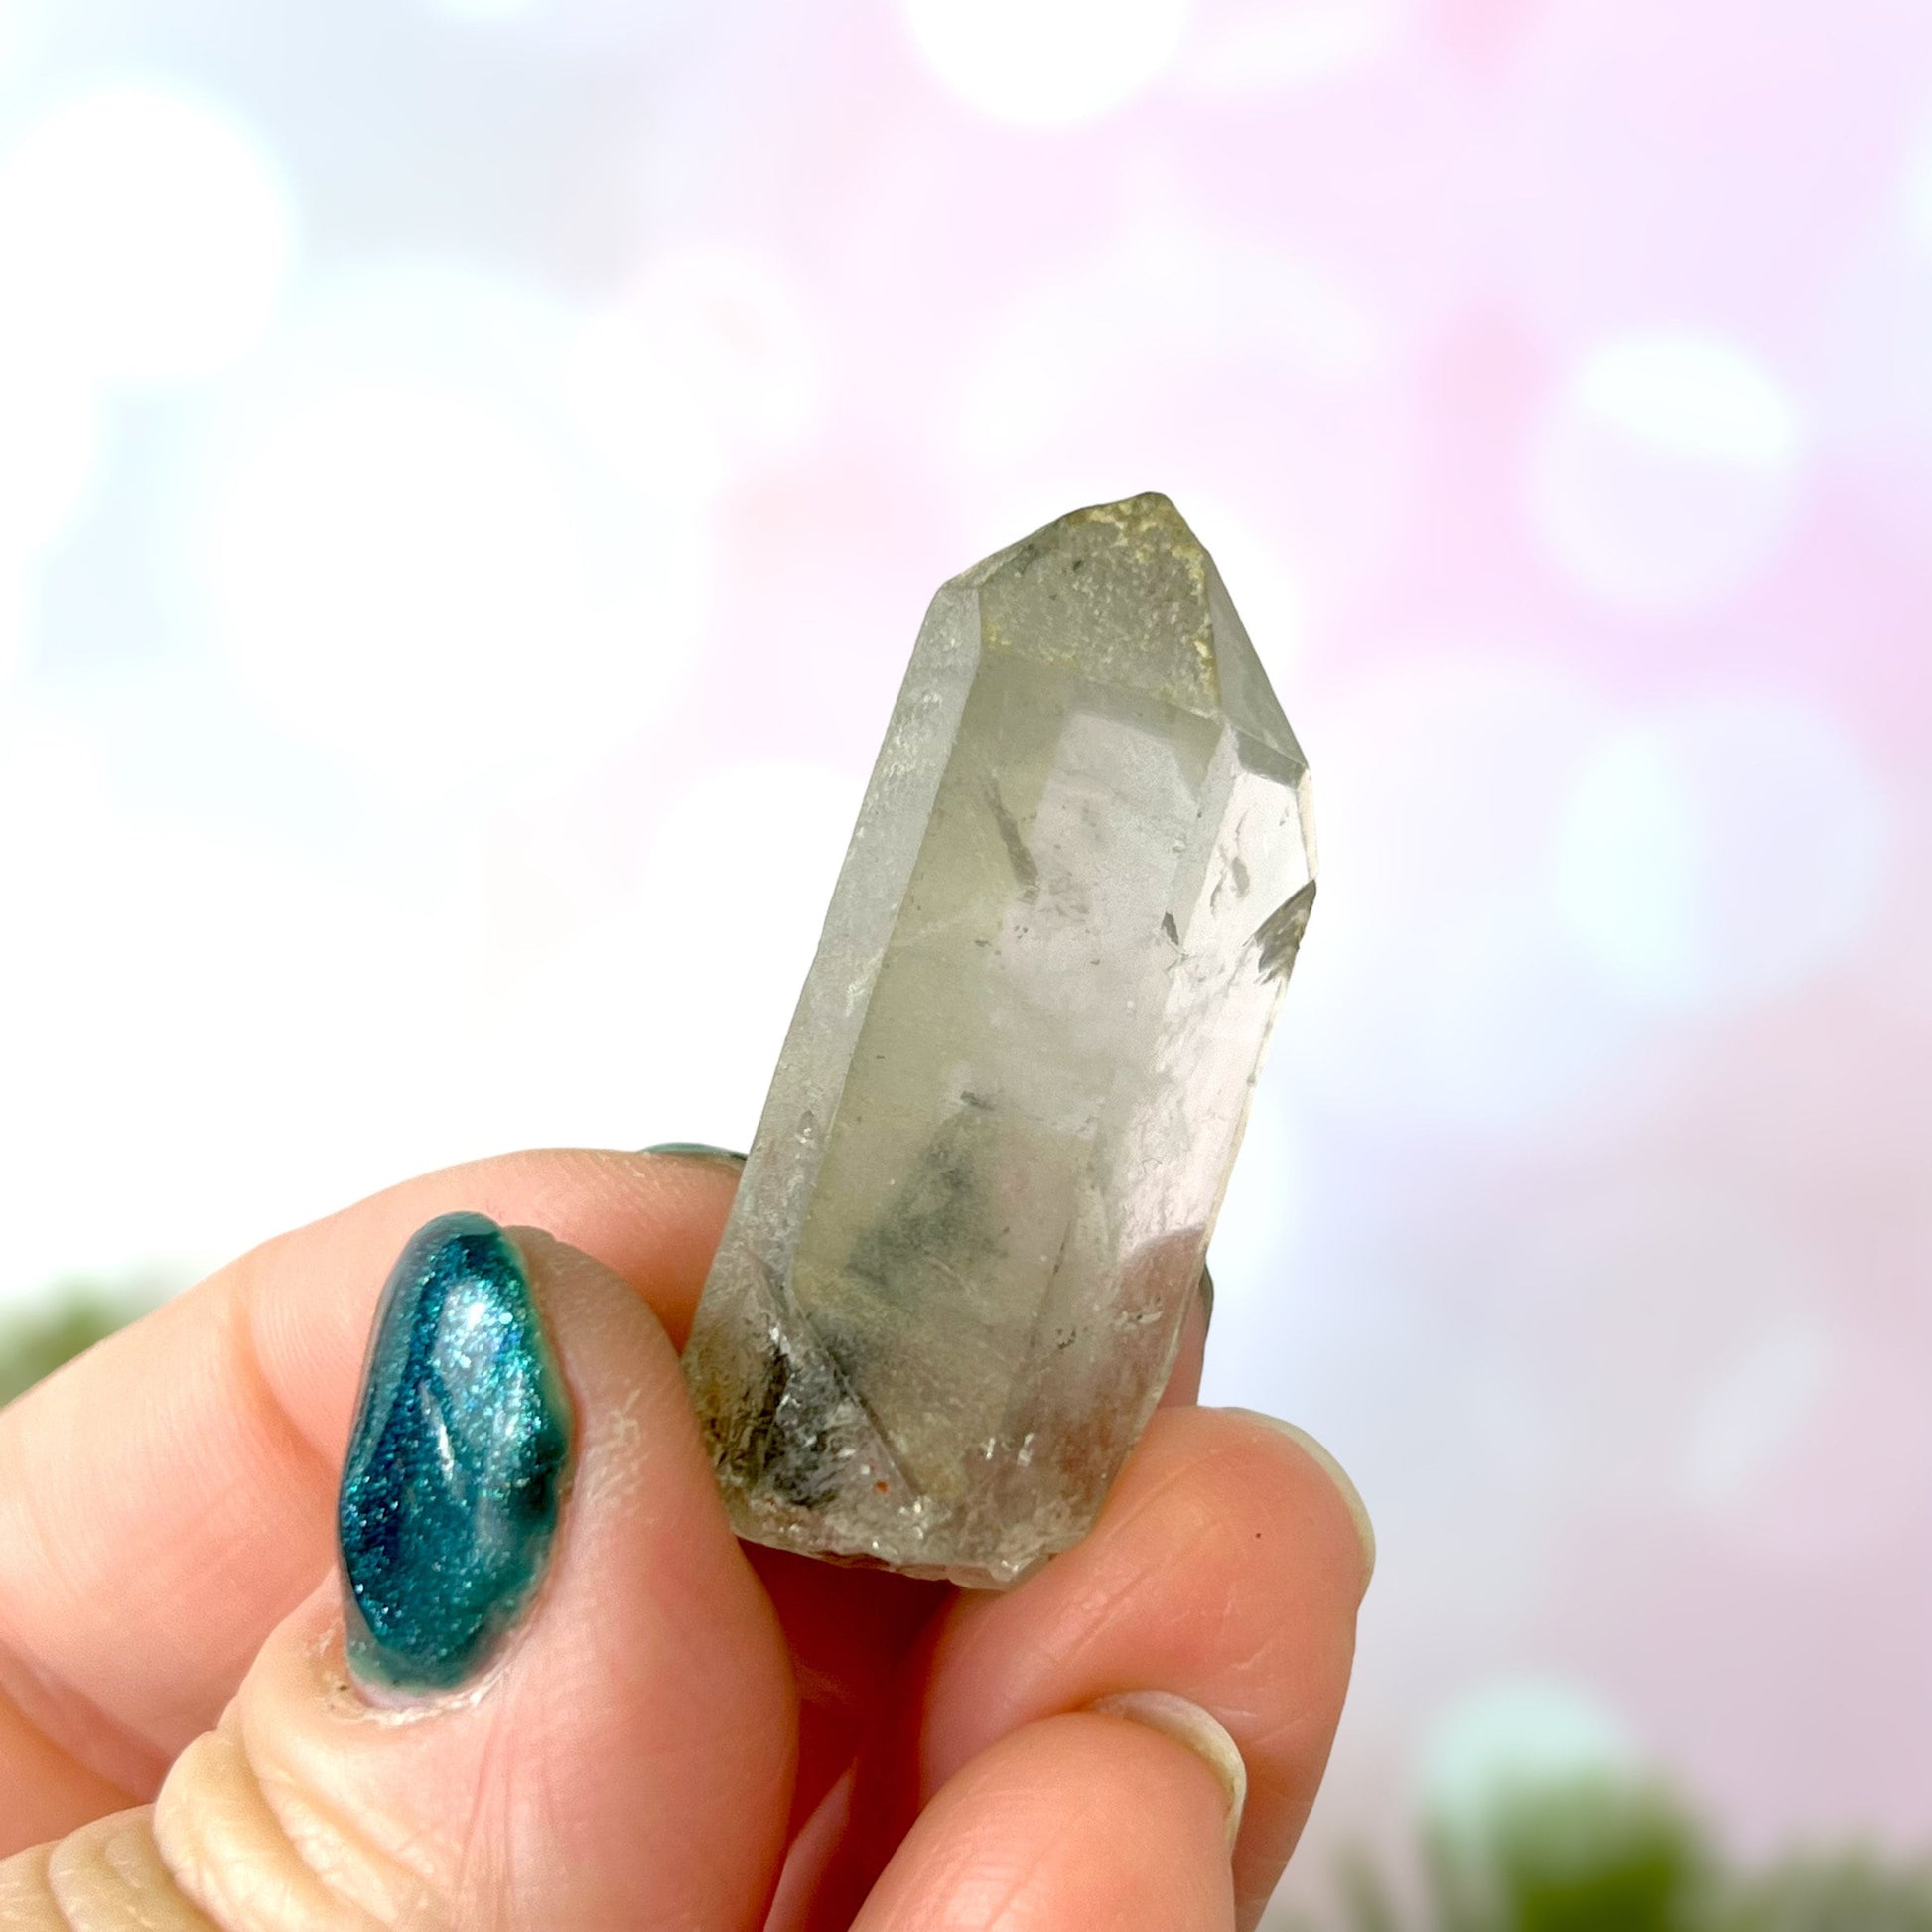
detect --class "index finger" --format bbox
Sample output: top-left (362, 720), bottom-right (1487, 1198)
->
top-left (0, 1147), bottom-right (738, 1850)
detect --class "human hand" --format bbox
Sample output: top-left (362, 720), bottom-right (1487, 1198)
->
top-left (0, 1148), bottom-right (1370, 1930)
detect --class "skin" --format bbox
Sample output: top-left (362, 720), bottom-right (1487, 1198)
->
top-left (0, 1149), bottom-right (1370, 1931)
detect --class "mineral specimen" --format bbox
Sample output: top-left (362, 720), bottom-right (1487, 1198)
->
top-left (681, 493), bottom-right (1315, 1587)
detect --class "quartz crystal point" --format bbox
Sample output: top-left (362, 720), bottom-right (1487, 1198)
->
top-left (682, 493), bottom-right (1315, 1587)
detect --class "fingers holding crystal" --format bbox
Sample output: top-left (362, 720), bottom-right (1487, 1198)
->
top-left (0, 1148), bottom-right (742, 1850)
top-left (165, 1227), bottom-right (792, 1932)
top-left (910, 1404), bottom-right (1370, 1929)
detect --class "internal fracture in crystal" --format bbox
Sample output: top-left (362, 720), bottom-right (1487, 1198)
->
top-left (681, 493), bottom-right (1315, 1587)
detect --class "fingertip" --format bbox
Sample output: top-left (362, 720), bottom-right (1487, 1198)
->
top-left (1218, 1409), bottom-right (1375, 1600)
top-left (853, 1712), bottom-right (1236, 1932)
top-left (1088, 1691), bottom-right (1247, 1848)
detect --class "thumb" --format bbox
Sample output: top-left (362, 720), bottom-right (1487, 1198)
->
top-left (3, 1214), bottom-right (796, 1931)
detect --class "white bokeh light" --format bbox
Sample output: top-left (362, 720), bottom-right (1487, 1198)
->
top-left (0, 704), bottom-right (445, 1299)
top-left (0, 559), bottom-right (28, 689)
top-left (510, 760), bottom-right (866, 1152)
top-left (1285, 652), bottom-right (1648, 1131)
top-left (903, 0), bottom-right (1192, 126)
top-left (1531, 332), bottom-right (1802, 610)
top-left (0, 358), bottom-right (101, 562)
top-left (209, 388), bottom-right (494, 712)
top-left (1555, 692), bottom-right (1890, 1010)
top-left (569, 242), bottom-right (826, 504)
top-left (0, 0), bottom-right (50, 80)
top-left (1184, 0), bottom-right (1405, 93)
top-left (186, 267), bottom-right (710, 801)
top-left (1903, 114), bottom-right (1932, 257)
top-left (0, 82), bottom-right (295, 388)
top-left (429, 0), bottom-right (545, 17)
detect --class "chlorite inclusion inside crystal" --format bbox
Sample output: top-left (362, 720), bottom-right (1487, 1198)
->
top-left (681, 493), bottom-right (1315, 1587)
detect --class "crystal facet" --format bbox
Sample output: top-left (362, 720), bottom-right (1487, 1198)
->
top-left (681, 493), bottom-right (1315, 1587)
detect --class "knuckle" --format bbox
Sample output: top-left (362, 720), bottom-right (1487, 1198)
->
top-left (153, 1727), bottom-right (440, 1932)
top-left (1, 1807), bottom-right (213, 1930)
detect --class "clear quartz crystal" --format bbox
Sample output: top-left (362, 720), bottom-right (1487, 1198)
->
top-left (681, 493), bottom-right (1315, 1587)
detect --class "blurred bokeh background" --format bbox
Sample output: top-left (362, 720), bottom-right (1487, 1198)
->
top-left (0, 0), bottom-right (1926, 1920)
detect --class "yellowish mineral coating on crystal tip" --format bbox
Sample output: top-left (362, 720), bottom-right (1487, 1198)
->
top-left (681, 492), bottom-right (1315, 1587)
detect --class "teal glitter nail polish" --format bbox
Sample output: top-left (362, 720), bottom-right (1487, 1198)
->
top-left (640, 1142), bottom-right (746, 1166)
top-left (338, 1213), bottom-right (573, 1693)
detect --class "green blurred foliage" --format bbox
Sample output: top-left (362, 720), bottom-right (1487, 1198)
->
top-left (0, 1285), bottom-right (150, 1407)
top-left (1296, 1779), bottom-right (1930, 1932)
top-left (1429, 1780), bottom-right (1715, 1932)
top-left (1723, 1851), bottom-right (1932, 1932)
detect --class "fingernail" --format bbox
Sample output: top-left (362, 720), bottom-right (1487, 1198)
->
top-left (640, 1143), bottom-right (747, 1169)
top-left (338, 1212), bottom-right (574, 1695)
top-left (1088, 1692), bottom-right (1247, 1849)
top-left (1225, 1408), bottom-right (1375, 1594)
top-left (1197, 1263), bottom-right (1214, 1334)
